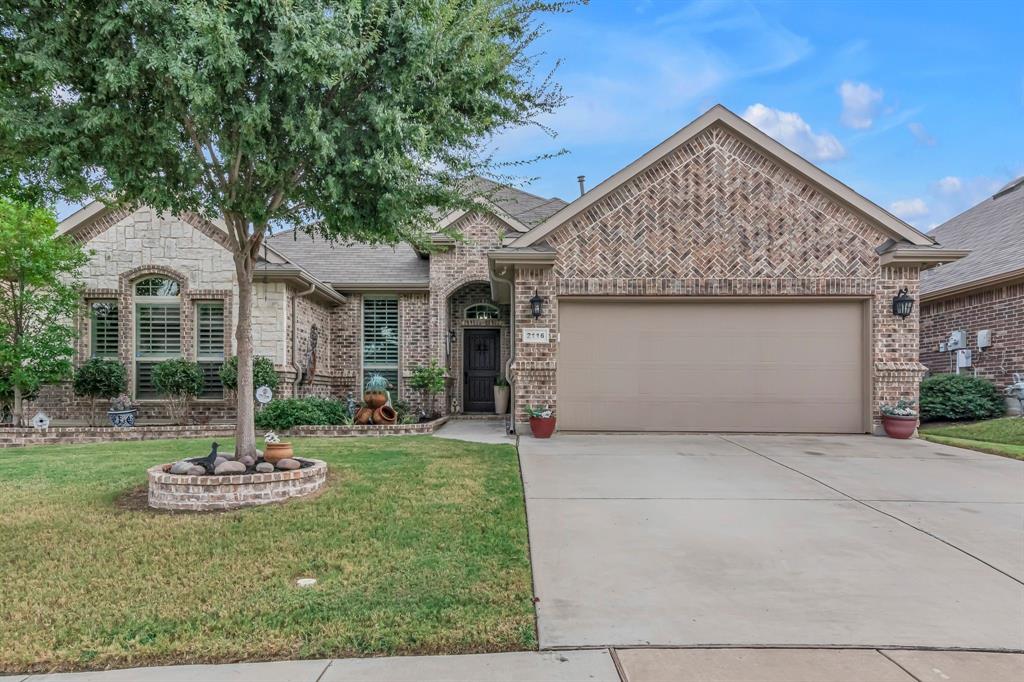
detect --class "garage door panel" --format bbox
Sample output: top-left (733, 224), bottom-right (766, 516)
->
top-left (557, 300), bottom-right (866, 433)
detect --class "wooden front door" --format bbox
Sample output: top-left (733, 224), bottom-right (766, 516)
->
top-left (463, 329), bottom-right (500, 413)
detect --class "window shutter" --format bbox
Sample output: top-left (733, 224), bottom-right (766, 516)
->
top-left (362, 297), bottom-right (399, 392)
top-left (136, 304), bottom-right (182, 356)
top-left (196, 303), bottom-right (225, 358)
top-left (90, 301), bottom-right (119, 358)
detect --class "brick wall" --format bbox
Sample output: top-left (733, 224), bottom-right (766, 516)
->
top-left (511, 123), bottom-right (925, 432)
top-left (921, 280), bottom-right (1024, 390)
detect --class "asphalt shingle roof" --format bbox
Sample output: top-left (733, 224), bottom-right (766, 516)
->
top-left (921, 177), bottom-right (1024, 296)
top-left (266, 181), bottom-right (566, 287)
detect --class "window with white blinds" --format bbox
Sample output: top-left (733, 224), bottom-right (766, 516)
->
top-left (90, 301), bottom-right (119, 359)
top-left (362, 297), bottom-right (399, 392)
top-left (134, 276), bottom-right (182, 399)
top-left (196, 302), bottom-right (225, 399)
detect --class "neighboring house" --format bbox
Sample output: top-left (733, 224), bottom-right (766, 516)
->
top-left (920, 177), bottom-right (1024, 411)
top-left (38, 105), bottom-right (964, 433)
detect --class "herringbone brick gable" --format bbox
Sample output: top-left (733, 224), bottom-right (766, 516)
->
top-left (549, 125), bottom-right (884, 281)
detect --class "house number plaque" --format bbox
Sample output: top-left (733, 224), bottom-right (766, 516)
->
top-left (522, 328), bottom-right (550, 344)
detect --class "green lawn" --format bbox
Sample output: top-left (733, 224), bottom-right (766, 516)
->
top-left (919, 417), bottom-right (1024, 461)
top-left (0, 436), bottom-right (535, 674)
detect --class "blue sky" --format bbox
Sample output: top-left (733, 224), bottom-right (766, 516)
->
top-left (491, 0), bottom-right (1024, 231)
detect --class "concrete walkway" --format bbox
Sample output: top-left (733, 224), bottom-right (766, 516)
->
top-left (432, 416), bottom-right (516, 444)
top-left (520, 434), bottom-right (1024, 650)
top-left (11, 648), bottom-right (1022, 681)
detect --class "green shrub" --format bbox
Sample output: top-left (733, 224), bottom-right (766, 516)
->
top-left (152, 359), bottom-right (204, 425)
top-left (409, 359), bottom-right (446, 416)
top-left (254, 396), bottom-right (352, 431)
top-left (72, 359), bottom-right (128, 425)
top-left (219, 355), bottom-right (279, 393)
top-left (919, 374), bottom-right (1005, 422)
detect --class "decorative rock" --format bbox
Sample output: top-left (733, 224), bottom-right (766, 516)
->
top-left (238, 455), bottom-right (256, 467)
top-left (214, 461), bottom-right (247, 475)
top-left (214, 456), bottom-right (228, 468)
top-left (169, 461), bottom-right (193, 475)
top-left (161, 463), bottom-right (173, 473)
top-left (275, 458), bottom-right (300, 470)
top-left (187, 465), bottom-right (206, 476)
top-left (255, 462), bottom-right (274, 473)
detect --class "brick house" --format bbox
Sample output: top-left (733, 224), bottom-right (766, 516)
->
top-left (920, 177), bottom-right (1024, 413)
top-left (40, 105), bottom-right (964, 433)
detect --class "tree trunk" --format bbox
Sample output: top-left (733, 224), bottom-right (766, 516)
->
top-left (234, 254), bottom-right (258, 458)
top-left (12, 385), bottom-right (23, 427)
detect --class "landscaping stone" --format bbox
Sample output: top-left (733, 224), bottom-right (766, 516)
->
top-left (169, 461), bottom-right (193, 475)
top-left (214, 461), bottom-right (247, 475)
top-left (239, 455), bottom-right (256, 467)
top-left (187, 465), bottom-right (206, 476)
top-left (214, 456), bottom-right (228, 468)
top-left (255, 462), bottom-right (274, 473)
top-left (276, 458), bottom-right (300, 470)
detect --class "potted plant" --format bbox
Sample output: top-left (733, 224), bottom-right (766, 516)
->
top-left (526, 404), bottom-right (556, 438)
top-left (263, 431), bottom-right (294, 463)
top-left (880, 399), bottom-right (917, 439)
top-left (494, 375), bottom-right (510, 415)
top-left (363, 373), bottom-right (390, 409)
top-left (72, 358), bottom-right (127, 426)
top-left (409, 360), bottom-right (446, 420)
top-left (107, 393), bottom-right (138, 427)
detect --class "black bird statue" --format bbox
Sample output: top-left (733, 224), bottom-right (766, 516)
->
top-left (186, 442), bottom-right (220, 474)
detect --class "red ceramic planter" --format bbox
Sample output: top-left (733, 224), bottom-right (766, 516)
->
top-left (882, 415), bottom-right (917, 439)
top-left (529, 417), bottom-right (556, 439)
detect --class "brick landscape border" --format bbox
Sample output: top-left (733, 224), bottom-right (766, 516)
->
top-left (0, 416), bottom-right (449, 448)
top-left (148, 458), bottom-right (328, 511)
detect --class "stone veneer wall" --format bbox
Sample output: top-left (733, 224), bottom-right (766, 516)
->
top-left (920, 280), bottom-right (1024, 391)
top-left (511, 123), bottom-right (925, 433)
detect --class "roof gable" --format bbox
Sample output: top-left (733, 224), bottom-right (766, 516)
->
top-left (510, 104), bottom-right (934, 248)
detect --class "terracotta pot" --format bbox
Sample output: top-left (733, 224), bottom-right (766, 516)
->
top-left (372, 405), bottom-right (398, 425)
top-left (529, 416), bottom-right (556, 439)
top-left (882, 415), bottom-right (917, 439)
top-left (355, 406), bottom-right (374, 425)
top-left (264, 442), bottom-right (294, 463)
top-left (364, 392), bottom-right (388, 409)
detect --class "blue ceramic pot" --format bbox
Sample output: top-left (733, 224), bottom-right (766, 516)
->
top-left (107, 409), bottom-right (137, 428)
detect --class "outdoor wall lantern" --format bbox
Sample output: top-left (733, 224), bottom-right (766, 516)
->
top-left (530, 290), bottom-right (545, 319)
top-left (892, 288), bottom-right (914, 319)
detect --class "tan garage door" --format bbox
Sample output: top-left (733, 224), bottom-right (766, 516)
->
top-left (557, 299), bottom-right (867, 433)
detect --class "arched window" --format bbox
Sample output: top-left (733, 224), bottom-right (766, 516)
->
top-left (465, 303), bottom-right (500, 320)
top-left (134, 276), bottom-right (181, 398)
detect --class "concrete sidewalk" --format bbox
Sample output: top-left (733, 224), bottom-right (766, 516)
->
top-left (9, 648), bottom-right (1022, 681)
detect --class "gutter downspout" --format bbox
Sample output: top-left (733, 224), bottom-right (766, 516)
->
top-left (291, 281), bottom-right (317, 397)
top-left (491, 263), bottom-right (516, 434)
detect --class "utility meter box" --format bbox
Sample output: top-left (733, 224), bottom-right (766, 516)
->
top-left (947, 330), bottom-right (967, 350)
top-left (978, 329), bottom-right (992, 348)
top-left (956, 348), bottom-right (973, 368)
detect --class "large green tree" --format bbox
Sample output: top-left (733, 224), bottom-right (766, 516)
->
top-left (1, 0), bottom-right (567, 455)
top-left (0, 199), bottom-right (88, 426)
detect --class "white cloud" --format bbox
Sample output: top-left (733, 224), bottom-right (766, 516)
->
top-left (742, 104), bottom-right (846, 161)
top-left (936, 176), bottom-right (962, 194)
top-left (908, 122), bottom-right (936, 146)
top-left (839, 81), bottom-right (883, 129)
top-left (889, 198), bottom-right (929, 219)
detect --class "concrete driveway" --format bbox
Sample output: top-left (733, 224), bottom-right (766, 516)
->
top-left (519, 434), bottom-right (1024, 650)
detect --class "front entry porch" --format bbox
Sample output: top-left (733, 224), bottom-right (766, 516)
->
top-left (444, 281), bottom-right (510, 415)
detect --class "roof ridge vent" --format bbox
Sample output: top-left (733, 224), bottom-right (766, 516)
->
top-left (993, 176), bottom-right (1024, 200)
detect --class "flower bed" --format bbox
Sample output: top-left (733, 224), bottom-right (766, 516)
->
top-left (148, 458), bottom-right (328, 511)
top-left (0, 416), bottom-right (450, 448)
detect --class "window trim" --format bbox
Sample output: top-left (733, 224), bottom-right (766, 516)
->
top-left (133, 277), bottom-right (182, 400)
top-left (361, 295), bottom-right (400, 394)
